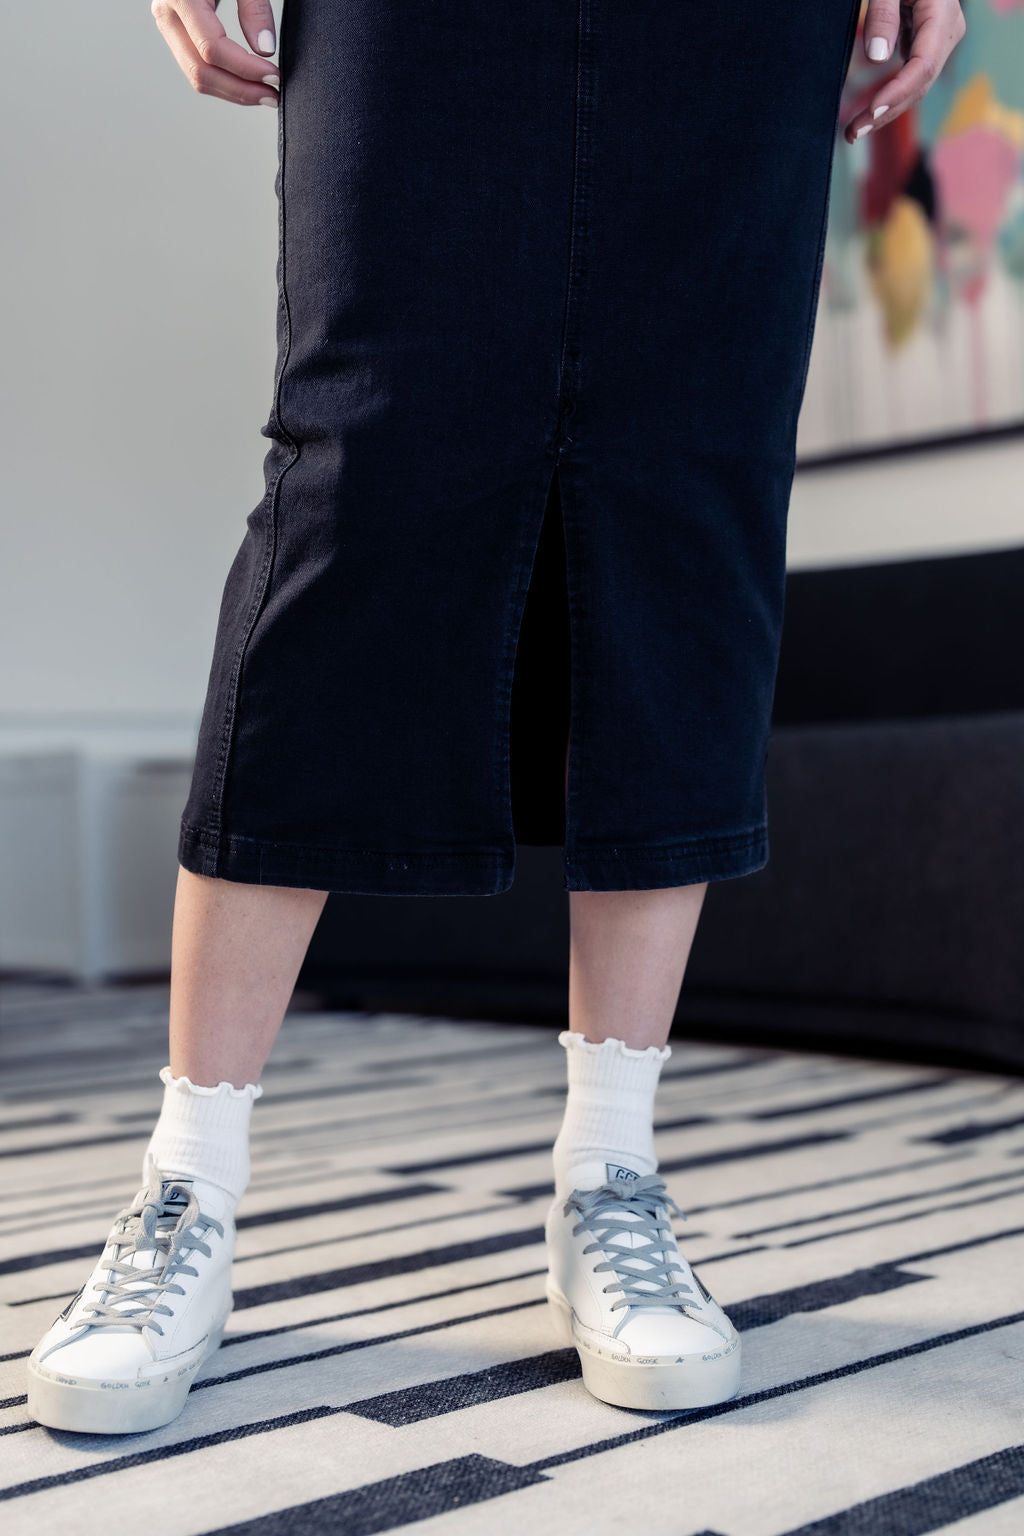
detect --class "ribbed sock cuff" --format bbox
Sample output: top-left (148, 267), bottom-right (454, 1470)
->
top-left (552, 1030), bottom-right (671, 1196)
top-left (558, 1029), bottom-right (671, 1086)
top-left (143, 1065), bottom-right (262, 1206)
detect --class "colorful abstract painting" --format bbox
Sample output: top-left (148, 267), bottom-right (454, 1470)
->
top-left (797, 0), bottom-right (1024, 459)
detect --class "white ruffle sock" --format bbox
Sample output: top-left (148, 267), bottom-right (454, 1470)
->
top-left (551, 1029), bottom-right (672, 1199)
top-left (142, 1066), bottom-right (263, 1221)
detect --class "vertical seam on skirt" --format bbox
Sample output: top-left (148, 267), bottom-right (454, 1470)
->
top-left (209, 19), bottom-right (301, 860)
top-left (554, 0), bottom-right (597, 444)
top-left (554, 0), bottom-right (586, 425)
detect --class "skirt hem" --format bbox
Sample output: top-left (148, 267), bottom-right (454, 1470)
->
top-left (178, 820), bottom-right (512, 897)
top-left (178, 820), bottom-right (767, 897)
top-left (563, 826), bottom-right (768, 892)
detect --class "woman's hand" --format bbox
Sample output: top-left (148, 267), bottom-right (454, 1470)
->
top-left (150, 0), bottom-right (281, 107)
top-left (843, 0), bottom-right (966, 142)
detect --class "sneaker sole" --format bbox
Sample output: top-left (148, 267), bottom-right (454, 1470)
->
top-left (25, 1306), bottom-right (232, 1435)
top-left (546, 1279), bottom-right (742, 1410)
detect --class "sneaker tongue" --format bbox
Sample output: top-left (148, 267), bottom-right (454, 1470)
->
top-left (160, 1172), bottom-right (237, 1226)
top-left (158, 1179), bottom-right (192, 1217)
top-left (568, 1159), bottom-right (644, 1191)
top-left (603, 1162), bottom-right (643, 1185)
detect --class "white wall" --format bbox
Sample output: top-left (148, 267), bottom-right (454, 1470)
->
top-left (1, 3), bottom-right (279, 752)
top-left (3, 2), bottom-right (1022, 756)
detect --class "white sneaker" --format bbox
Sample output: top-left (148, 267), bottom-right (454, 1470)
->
top-left (26, 1156), bottom-right (235, 1434)
top-left (545, 1165), bottom-right (741, 1410)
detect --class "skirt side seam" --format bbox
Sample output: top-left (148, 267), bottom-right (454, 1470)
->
top-left (207, 20), bottom-right (301, 861)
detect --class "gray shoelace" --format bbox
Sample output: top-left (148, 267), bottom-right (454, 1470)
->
top-left (75, 1169), bottom-right (225, 1336)
top-left (564, 1173), bottom-right (705, 1332)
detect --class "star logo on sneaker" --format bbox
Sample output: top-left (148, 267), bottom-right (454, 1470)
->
top-left (605, 1163), bottom-right (640, 1183)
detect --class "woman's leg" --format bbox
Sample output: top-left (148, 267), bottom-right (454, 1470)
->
top-left (140, 867), bottom-right (330, 1224)
top-left (561, 725), bottom-right (708, 1049)
top-left (566, 884), bottom-right (707, 1050)
top-left (551, 884), bottom-right (706, 1194)
top-left (169, 866), bottom-right (329, 1088)
top-left (143, 866), bottom-right (330, 1205)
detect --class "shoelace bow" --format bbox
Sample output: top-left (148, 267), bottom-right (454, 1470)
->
top-left (77, 1171), bottom-right (224, 1336)
top-left (564, 1172), bottom-right (702, 1319)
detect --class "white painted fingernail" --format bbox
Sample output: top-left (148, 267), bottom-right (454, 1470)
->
top-left (854, 122), bottom-right (874, 139)
top-left (872, 104), bottom-right (890, 119)
top-left (262, 74), bottom-right (280, 88)
top-left (867, 36), bottom-right (890, 61)
top-left (258, 96), bottom-right (278, 108)
top-left (257, 29), bottom-right (276, 53)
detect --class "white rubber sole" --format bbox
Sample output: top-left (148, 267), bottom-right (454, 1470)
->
top-left (547, 1280), bottom-right (742, 1410)
top-left (26, 1309), bottom-right (231, 1435)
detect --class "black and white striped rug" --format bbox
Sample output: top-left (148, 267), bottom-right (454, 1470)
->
top-left (2, 983), bottom-right (1023, 1535)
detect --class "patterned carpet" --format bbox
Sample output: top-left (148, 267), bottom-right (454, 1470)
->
top-left (1, 982), bottom-right (1023, 1535)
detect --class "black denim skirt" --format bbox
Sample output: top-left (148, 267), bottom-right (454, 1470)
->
top-left (178, 0), bottom-right (862, 897)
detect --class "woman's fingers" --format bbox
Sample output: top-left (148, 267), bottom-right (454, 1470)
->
top-left (861, 0), bottom-right (901, 64)
top-left (150, 0), bottom-right (281, 106)
top-left (843, 0), bottom-right (967, 143)
top-left (237, 0), bottom-right (278, 59)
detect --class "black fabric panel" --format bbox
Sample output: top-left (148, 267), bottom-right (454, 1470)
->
top-left (686, 711), bottom-right (1024, 1039)
top-left (773, 545), bottom-right (1024, 724)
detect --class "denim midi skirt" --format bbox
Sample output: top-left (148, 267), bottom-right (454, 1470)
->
top-left (178, 0), bottom-right (863, 897)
